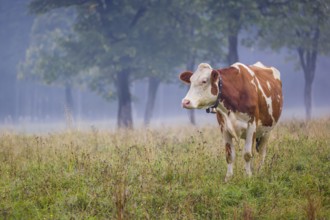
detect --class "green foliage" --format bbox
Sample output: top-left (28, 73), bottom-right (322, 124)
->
top-left (207, 0), bottom-right (261, 32)
top-left (24, 0), bottom-right (330, 94)
top-left (19, 8), bottom-right (80, 86)
top-left (1, 119), bottom-right (330, 219)
top-left (256, 0), bottom-right (330, 119)
top-left (258, 0), bottom-right (330, 55)
top-left (26, 0), bottom-right (231, 97)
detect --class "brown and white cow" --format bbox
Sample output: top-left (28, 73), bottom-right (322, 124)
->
top-left (179, 62), bottom-right (283, 181)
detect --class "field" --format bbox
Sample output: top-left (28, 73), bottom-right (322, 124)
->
top-left (0, 119), bottom-right (329, 219)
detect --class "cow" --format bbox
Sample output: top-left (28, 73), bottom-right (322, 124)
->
top-left (179, 62), bottom-right (283, 181)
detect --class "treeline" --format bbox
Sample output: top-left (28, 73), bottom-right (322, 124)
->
top-left (16, 0), bottom-right (330, 127)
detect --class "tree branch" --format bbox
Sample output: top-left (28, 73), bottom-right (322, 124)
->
top-left (29, 0), bottom-right (90, 14)
top-left (257, 0), bottom-right (290, 17)
top-left (130, 6), bottom-right (148, 28)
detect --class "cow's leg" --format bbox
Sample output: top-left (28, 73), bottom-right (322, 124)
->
top-left (256, 134), bottom-right (270, 171)
top-left (224, 131), bottom-right (235, 182)
top-left (244, 121), bottom-right (256, 177)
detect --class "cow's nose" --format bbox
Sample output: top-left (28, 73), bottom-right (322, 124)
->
top-left (182, 99), bottom-right (191, 108)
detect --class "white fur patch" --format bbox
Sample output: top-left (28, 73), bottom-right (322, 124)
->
top-left (253, 62), bottom-right (281, 81)
top-left (198, 63), bottom-right (212, 70)
top-left (244, 121), bottom-right (256, 175)
top-left (231, 62), bottom-right (241, 71)
top-left (277, 95), bottom-right (281, 102)
top-left (241, 63), bottom-right (255, 77)
top-left (255, 77), bottom-right (275, 123)
top-left (250, 79), bottom-right (257, 91)
top-left (245, 121), bottom-right (256, 151)
top-left (271, 67), bottom-right (281, 80)
top-left (267, 81), bottom-right (271, 90)
top-left (231, 62), bottom-right (255, 77)
top-left (253, 61), bottom-right (266, 68)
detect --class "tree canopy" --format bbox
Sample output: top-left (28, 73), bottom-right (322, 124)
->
top-left (26, 0), bottom-right (230, 127)
top-left (258, 0), bottom-right (330, 119)
top-left (24, 0), bottom-right (330, 125)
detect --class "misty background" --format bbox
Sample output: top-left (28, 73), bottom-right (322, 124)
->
top-left (0, 0), bottom-right (329, 132)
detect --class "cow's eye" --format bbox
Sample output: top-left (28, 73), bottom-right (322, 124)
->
top-left (202, 79), bottom-right (207, 84)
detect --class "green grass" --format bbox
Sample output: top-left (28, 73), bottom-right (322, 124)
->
top-left (0, 119), bottom-right (329, 219)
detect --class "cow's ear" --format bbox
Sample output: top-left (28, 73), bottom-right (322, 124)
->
top-left (211, 70), bottom-right (220, 84)
top-left (179, 71), bottom-right (193, 84)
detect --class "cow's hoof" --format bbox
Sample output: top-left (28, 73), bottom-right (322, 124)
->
top-left (224, 175), bottom-right (232, 182)
top-left (257, 164), bottom-right (263, 173)
top-left (244, 152), bottom-right (253, 162)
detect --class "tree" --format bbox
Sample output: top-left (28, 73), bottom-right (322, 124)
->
top-left (171, 0), bottom-right (227, 125)
top-left (206, 0), bottom-right (261, 65)
top-left (27, 0), bottom-right (231, 127)
top-left (29, 0), bottom-right (154, 128)
top-left (135, 0), bottom-right (227, 126)
top-left (258, 0), bottom-right (330, 120)
top-left (28, 0), bottom-right (216, 127)
top-left (135, 0), bottom-right (188, 125)
top-left (139, 0), bottom-right (203, 125)
top-left (20, 8), bottom-right (80, 115)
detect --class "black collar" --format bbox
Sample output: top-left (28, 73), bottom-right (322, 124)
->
top-left (206, 70), bottom-right (222, 114)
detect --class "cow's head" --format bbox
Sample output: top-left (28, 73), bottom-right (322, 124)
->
top-left (179, 63), bottom-right (220, 109)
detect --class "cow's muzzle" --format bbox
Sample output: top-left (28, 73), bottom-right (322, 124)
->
top-left (182, 99), bottom-right (192, 109)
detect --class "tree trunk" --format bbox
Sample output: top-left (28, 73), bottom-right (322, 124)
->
top-left (304, 80), bottom-right (312, 121)
top-left (188, 111), bottom-right (196, 125)
top-left (297, 47), bottom-right (318, 121)
top-left (116, 71), bottom-right (133, 129)
top-left (144, 76), bottom-right (160, 126)
top-left (187, 99), bottom-right (196, 125)
top-left (186, 53), bottom-right (196, 125)
top-left (227, 32), bottom-right (239, 65)
top-left (296, 23), bottom-right (319, 121)
top-left (65, 83), bottom-right (74, 114)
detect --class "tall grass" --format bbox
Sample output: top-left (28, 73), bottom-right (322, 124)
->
top-left (0, 119), bottom-right (329, 219)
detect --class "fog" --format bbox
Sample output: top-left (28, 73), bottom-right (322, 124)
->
top-left (0, 1), bottom-right (329, 133)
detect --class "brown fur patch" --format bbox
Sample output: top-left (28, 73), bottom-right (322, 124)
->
top-left (210, 70), bottom-right (220, 95)
top-left (179, 71), bottom-right (193, 84)
top-left (225, 143), bottom-right (232, 163)
top-left (271, 83), bottom-right (283, 123)
top-left (216, 112), bottom-right (224, 132)
top-left (219, 66), bottom-right (257, 118)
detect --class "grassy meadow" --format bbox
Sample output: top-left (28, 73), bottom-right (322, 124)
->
top-left (0, 119), bottom-right (329, 219)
